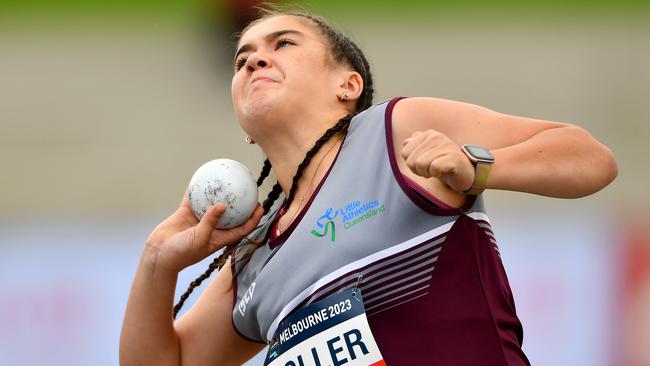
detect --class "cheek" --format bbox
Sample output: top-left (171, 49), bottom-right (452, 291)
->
top-left (231, 74), bottom-right (245, 100)
top-left (292, 57), bottom-right (332, 92)
top-left (231, 75), bottom-right (239, 93)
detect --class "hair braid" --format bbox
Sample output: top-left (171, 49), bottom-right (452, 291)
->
top-left (256, 158), bottom-right (272, 186)
top-left (257, 158), bottom-right (284, 215)
top-left (173, 256), bottom-right (220, 318)
top-left (262, 182), bottom-right (283, 214)
top-left (285, 115), bottom-right (352, 208)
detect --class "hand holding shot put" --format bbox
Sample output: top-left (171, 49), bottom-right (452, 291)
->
top-left (146, 159), bottom-right (263, 273)
top-left (145, 188), bottom-right (263, 274)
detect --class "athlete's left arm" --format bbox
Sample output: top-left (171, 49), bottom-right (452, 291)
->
top-left (393, 97), bottom-right (618, 198)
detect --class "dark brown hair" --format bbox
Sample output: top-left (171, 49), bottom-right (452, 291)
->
top-left (173, 4), bottom-right (374, 319)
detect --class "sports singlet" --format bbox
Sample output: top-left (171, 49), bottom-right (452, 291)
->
top-left (231, 97), bottom-right (530, 365)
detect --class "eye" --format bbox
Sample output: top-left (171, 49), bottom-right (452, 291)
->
top-left (275, 38), bottom-right (294, 49)
top-left (235, 57), bottom-right (247, 71)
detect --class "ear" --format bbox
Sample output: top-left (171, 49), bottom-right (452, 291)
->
top-left (337, 71), bottom-right (364, 104)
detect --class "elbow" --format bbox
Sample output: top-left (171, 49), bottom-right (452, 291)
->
top-left (582, 126), bottom-right (619, 194)
top-left (599, 145), bottom-right (618, 188)
top-left (576, 142), bottom-right (618, 198)
top-left (559, 128), bottom-right (618, 198)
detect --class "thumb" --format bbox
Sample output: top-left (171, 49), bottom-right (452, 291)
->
top-left (194, 204), bottom-right (226, 243)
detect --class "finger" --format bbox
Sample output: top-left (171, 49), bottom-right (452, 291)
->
top-left (400, 131), bottom-right (427, 159)
top-left (434, 154), bottom-right (476, 192)
top-left (209, 205), bottom-right (264, 246)
top-left (180, 185), bottom-right (191, 207)
top-left (402, 130), bottom-right (424, 146)
top-left (412, 154), bottom-right (430, 178)
top-left (405, 147), bottom-right (421, 175)
top-left (405, 141), bottom-right (440, 176)
top-left (401, 135), bottom-right (424, 161)
top-left (412, 152), bottom-right (436, 178)
top-left (224, 205), bottom-right (264, 242)
top-left (236, 205), bottom-right (264, 235)
top-left (413, 147), bottom-right (446, 177)
top-left (193, 204), bottom-right (226, 245)
top-left (401, 138), bottom-right (416, 160)
top-left (429, 155), bottom-right (457, 178)
top-left (404, 131), bottom-right (446, 162)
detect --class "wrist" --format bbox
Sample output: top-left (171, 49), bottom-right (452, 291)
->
top-left (461, 144), bottom-right (495, 195)
top-left (141, 243), bottom-right (182, 276)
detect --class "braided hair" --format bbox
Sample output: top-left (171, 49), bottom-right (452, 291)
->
top-left (173, 5), bottom-right (374, 319)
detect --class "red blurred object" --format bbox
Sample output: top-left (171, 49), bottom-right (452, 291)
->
top-left (621, 217), bottom-right (650, 366)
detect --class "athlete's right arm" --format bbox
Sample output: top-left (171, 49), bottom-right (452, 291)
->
top-left (119, 192), bottom-right (264, 366)
top-left (175, 258), bottom-right (266, 365)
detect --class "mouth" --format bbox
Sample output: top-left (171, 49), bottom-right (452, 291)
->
top-left (250, 77), bottom-right (276, 85)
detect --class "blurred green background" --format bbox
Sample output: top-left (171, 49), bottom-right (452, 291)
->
top-left (1, 1), bottom-right (649, 365)
top-left (2, 0), bottom-right (649, 15)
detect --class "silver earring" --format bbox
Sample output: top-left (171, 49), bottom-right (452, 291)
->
top-left (338, 92), bottom-right (349, 101)
top-left (244, 136), bottom-right (256, 144)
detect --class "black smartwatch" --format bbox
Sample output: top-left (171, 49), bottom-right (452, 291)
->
top-left (461, 144), bottom-right (495, 195)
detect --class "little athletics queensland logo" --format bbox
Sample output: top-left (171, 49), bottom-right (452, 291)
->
top-left (311, 199), bottom-right (386, 242)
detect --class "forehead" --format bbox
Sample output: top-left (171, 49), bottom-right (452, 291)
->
top-left (238, 15), bottom-right (319, 47)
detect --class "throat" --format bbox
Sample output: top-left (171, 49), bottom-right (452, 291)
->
top-left (274, 133), bottom-right (346, 236)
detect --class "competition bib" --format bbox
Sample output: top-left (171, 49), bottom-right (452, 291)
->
top-left (264, 288), bottom-right (386, 366)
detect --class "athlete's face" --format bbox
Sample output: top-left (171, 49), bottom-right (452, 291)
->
top-left (231, 15), bottom-right (342, 123)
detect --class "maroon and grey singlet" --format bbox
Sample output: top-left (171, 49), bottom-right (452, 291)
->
top-left (231, 97), bottom-right (530, 365)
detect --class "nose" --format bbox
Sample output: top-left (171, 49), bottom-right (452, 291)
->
top-left (245, 51), bottom-right (270, 72)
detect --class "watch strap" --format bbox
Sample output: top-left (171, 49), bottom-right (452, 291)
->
top-left (460, 144), bottom-right (494, 196)
top-left (463, 161), bottom-right (491, 195)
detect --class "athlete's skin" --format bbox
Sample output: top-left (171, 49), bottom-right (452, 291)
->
top-left (120, 14), bottom-right (617, 366)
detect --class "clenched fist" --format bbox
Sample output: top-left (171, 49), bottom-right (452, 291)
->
top-left (401, 130), bottom-right (475, 193)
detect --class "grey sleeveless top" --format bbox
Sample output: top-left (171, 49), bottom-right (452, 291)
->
top-left (231, 98), bottom-right (529, 365)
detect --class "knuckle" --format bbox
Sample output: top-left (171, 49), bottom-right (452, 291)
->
top-left (429, 132), bottom-right (444, 141)
top-left (427, 160), bottom-right (439, 172)
top-left (442, 160), bottom-right (457, 173)
top-left (406, 159), bottom-right (417, 170)
top-left (415, 156), bottom-right (430, 168)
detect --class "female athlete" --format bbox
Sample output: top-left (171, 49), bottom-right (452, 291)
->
top-left (120, 6), bottom-right (617, 366)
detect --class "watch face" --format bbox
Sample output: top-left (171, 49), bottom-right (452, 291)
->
top-left (464, 145), bottom-right (494, 161)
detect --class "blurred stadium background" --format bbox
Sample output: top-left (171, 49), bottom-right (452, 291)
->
top-left (1, 0), bottom-right (649, 365)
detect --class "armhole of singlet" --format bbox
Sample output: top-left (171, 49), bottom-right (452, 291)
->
top-left (384, 96), bottom-right (475, 215)
top-left (230, 249), bottom-right (270, 345)
top-left (402, 174), bottom-right (454, 209)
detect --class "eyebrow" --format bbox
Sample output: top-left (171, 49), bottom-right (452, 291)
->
top-left (234, 29), bottom-right (305, 62)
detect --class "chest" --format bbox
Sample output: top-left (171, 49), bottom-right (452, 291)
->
top-left (235, 164), bottom-right (460, 342)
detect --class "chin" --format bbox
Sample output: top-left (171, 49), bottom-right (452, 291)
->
top-left (241, 92), bottom-right (279, 120)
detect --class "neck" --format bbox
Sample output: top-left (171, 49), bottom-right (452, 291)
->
top-left (254, 109), bottom-right (349, 198)
top-left (274, 131), bottom-right (346, 234)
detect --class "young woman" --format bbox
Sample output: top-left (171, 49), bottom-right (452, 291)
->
top-left (120, 7), bottom-right (617, 366)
